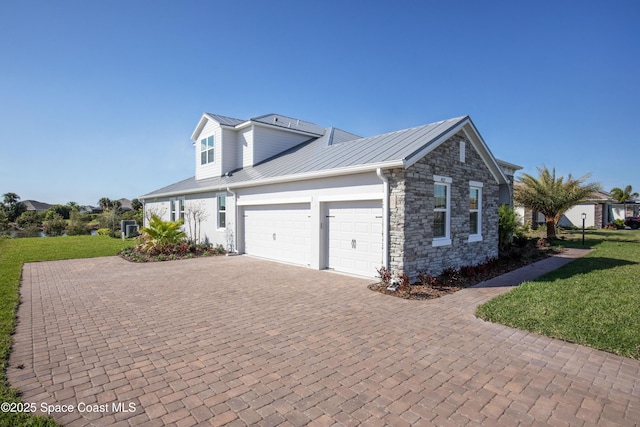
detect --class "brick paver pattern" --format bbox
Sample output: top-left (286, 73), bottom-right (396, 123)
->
top-left (8, 252), bottom-right (640, 426)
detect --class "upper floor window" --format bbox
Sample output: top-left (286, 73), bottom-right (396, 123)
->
top-left (433, 175), bottom-right (452, 246)
top-left (201, 136), bottom-right (214, 165)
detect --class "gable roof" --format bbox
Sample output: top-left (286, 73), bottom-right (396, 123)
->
top-left (23, 200), bottom-right (53, 211)
top-left (191, 112), bottom-right (325, 141)
top-left (142, 115), bottom-right (509, 199)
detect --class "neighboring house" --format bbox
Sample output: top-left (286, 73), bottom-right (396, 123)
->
top-left (23, 200), bottom-right (52, 212)
top-left (140, 113), bottom-right (520, 279)
top-left (516, 190), bottom-right (630, 229)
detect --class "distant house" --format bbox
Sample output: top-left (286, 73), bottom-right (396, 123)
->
top-left (23, 200), bottom-right (52, 212)
top-left (516, 190), bottom-right (637, 229)
top-left (141, 113), bottom-right (520, 278)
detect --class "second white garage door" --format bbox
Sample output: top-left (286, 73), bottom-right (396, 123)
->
top-left (325, 200), bottom-right (383, 277)
top-left (243, 204), bottom-right (311, 266)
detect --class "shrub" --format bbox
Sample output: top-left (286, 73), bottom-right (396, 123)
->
top-left (417, 271), bottom-right (437, 286)
top-left (398, 273), bottom-right (411, 293)
top-left (17, 224), bottom-right (41, 238)
top-left (376, 266), bottom-right (392, 285)
top-left (16, 210), bottom-right (42, 228)
top-left (460, 265), bottom-right (477, 278)
top-left (66, 210), bottom-right (90, 235)
top-left (498, 205), bottom-right (520, 252)
top-left (139, 215), bottom-right (186, 253)
top-left (42, 214), bottom-right (66, 236)
top-left (441, 267), bottom-right (459, 283)
top-left (97, 228), bottom-right (111, 236)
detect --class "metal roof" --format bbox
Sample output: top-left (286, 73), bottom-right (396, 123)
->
top-left (142, 115), bottom-right (508, 199)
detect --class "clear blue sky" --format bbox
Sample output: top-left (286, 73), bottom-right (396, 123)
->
top-left (1, 1), bottom-right (638, 206)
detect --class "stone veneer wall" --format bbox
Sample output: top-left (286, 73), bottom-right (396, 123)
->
top-left (387, 132), bottom-right (499, 280)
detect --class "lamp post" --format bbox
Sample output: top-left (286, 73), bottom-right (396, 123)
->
top-left (581, 212), bottom-right (587, 246)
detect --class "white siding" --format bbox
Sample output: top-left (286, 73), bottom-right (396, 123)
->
top-left (252, 125), bottom-right (311, 166)
top-left (239, 128), bottom-right (253, 168)
top-left (221, 128), bottom-right (237, 175)
top-left (195, 120), bottom-right (221, 180)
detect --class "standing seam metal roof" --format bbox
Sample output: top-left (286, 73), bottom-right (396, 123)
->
top-left (142, 115), bottom-right (495, 198)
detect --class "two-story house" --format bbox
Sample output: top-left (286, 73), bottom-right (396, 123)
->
top-left (140, 113), bottom-right (520, 279)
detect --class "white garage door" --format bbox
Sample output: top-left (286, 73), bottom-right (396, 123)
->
top-left (326, 200), bottom-right (383, 277)
top-left (243, 204), bottom-right (311, 266)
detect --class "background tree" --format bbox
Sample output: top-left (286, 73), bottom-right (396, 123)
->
top-left (2, 192), bottom-right (27, 222)
top-left (98, 197), bottom-right (112, 211)
top-left (0, 208), bottom-right (10, 234)
top-left (46, 204), bottom-right (71, 220)
top-left (16, 210), bottom-right (42, 228)
top-left (66, 201), bottom-right (80, 211)
top-left (131, 198), bottom-right (142, 211)
top-left (514, 166), bottom-right (601, 239)
top-left (610, 185), bottom-right (638, 203)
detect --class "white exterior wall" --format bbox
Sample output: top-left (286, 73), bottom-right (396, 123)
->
top-left (239, 128), bottom-right (253, 168)
top-left (195, 120), bottom-right (222, 180)
top-left (221, 128), bottom-right (237, 175)
top-left (143, 192), bottom-right (234, 248)
top-left (251, 125), bottom-right (312, 165)
top-left (559, 204), bottom-right (596, 228)
top-left (234, 172), bottom-right (384, 270)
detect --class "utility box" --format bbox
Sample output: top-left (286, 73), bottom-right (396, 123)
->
top-left (121, 220), bottom-right (139, 238)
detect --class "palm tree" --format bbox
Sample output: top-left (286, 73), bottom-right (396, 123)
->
top-left (98, 197), bottom-right (112, 211)
top-left (515, 166), bottom-right (601, 239)
top-left (610, 185), bottom-right (638, 203)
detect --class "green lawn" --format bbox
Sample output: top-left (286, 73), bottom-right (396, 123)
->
top-left (477, 229), bottom-right (640, 360)
top-left (0, 235), bottom-right (135, 427)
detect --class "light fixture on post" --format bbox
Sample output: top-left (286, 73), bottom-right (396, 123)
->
top-left (581, 212), bottom-right (587, 246)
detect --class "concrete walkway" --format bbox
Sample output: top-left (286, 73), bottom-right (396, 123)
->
top-left (8, 249), bottom-right (640, 426)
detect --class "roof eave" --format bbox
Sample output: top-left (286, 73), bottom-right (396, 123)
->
top-left (139, 160), bottom-right (404, 199)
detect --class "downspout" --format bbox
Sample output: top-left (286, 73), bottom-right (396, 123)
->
top-left (227, 187), bottom-right (238, 253)
top-left (376, 168), bottom-right (389, 268)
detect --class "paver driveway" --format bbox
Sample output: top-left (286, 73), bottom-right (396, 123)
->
top-left (8, 254), bottom-right (640, 426)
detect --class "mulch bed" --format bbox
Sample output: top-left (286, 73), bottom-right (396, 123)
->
top-left (369, 241), bottom-right (562, 300)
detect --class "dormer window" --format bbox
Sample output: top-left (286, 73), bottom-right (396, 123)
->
top-left (200, 136), bottom-right (214, 165)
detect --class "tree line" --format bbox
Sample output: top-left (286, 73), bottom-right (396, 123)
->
top-left (0, 193), bottom-right (143, 238)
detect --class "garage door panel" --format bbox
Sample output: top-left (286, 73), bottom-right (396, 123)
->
top-left (244, 204), bottom-right (311, 266)
top-left (326, 200), bottom-right (383, 277)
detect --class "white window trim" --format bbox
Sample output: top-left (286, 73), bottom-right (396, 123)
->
top-left (433, 176), bottom-right (452, 247)
top-left (469, 181), bottom-right (483, 242)
top-left (169, 197), bottom-right (185, 222)
top-left (216, 193), bottom-right (227, 230)
top-left (200, 135), bottom-right (215, 165)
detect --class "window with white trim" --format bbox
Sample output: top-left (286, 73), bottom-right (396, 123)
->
top-left (217, 194), bottom-right (226, 229)
top-left (433, 176), bottom-right (452, 246)
top-left (200, 135), bottom-right (214, 165)
top-left (170, 198), bottom-right (185, 222)
top-left (469, 182), bottom-right (483, 241)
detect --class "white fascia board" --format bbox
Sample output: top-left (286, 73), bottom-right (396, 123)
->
top-left (190, 114), bottom-right (209, 141)
top-left (237, 197), bottom-right (312, 206)
top-left (231, 160), bottom-right (404, 189)
top-left (190, 113), bottom-right (237, 141)
top-left (402, 119), bottom-right (468, 170)
top-left (139, 160), bottom-right (404, 199)
top-left (249, 120), bottom-right (324, 138)
top-left (461, 124), bottom-right (509, 185)
top-left (402, 116), bottom-right (508, 186)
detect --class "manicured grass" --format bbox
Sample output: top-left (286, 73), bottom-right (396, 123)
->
top-left (477, 229), bottom-right (640, 360)
top-left (0, 235), bottom-right (135, 427)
